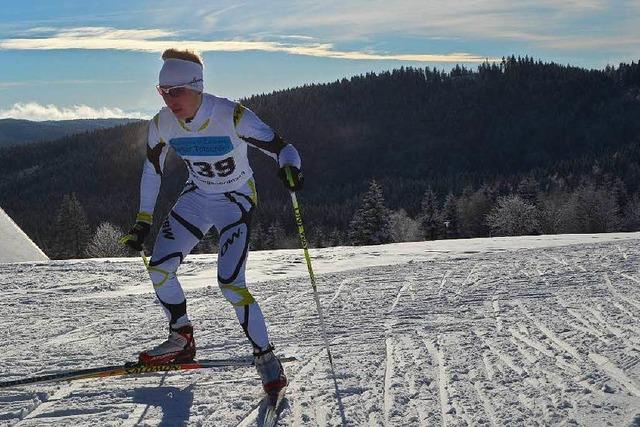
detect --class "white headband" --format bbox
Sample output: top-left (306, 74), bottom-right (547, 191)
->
top-left (159, 58), bottom-right (204, 92)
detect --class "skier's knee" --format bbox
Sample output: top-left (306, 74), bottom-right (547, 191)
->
top-left (147, 256), bottom-right (180, 288)
top-left (219, 283), bottom-right (255, 306)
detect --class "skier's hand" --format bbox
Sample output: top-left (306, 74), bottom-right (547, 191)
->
top-left (278, 165), bottom-right (304, 191)
top-left (119, 213), bottom-right (151, 251)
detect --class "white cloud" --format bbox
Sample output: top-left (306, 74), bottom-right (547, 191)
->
top-left (0, 79), bottom-right (136, 90)
top-left (0, 26), bottom-right (492, 62)
top-left (161, 0), bottom-right (637, 52)
top-left (0, 102), bottom-right (148, 121)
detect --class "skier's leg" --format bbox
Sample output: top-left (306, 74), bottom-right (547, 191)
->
top-left (215, 185), bottom-right (287, 392)
top-left (141, 190), bottom-right (211, 364)
top-left (216, 192), bottom-right (271, 350)
top-left (148, 193), bottom-right (209, 327)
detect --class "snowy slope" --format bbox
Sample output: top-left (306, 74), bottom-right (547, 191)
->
top-left (0, 208), bottom-right (48, 263)
top-left (1, 233), bottom-right (640, 426)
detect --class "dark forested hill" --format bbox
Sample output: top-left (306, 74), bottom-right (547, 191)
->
top-left (0, 118), bottom-right (142, 148)
top-left (2, 56), bottom-right (640, 257)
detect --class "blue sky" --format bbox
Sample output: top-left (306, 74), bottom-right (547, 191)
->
top-left (1, 0), bottom-right (639, 120)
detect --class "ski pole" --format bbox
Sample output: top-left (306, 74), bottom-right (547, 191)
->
top-left (284, 169), bottom-right (334, 367)
top-left (140, 250), bottom-right (149, 268)
top-left (285, 173), bottom-right (348, 425)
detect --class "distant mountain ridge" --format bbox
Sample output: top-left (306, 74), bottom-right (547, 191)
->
top-left (0, 118), bottom-right (143, 147)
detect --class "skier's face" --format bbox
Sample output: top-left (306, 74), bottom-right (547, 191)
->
top-left (159, 87), bottom-right (202, 121)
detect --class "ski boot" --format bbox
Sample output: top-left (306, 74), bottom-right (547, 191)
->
top-left (254, 345), bottom-right (288, 395)
top-left (138, 324), bottom-right (196, 365)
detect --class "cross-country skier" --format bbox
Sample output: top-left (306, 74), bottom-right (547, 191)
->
top-left (120, 48), bottom-right (303, 396)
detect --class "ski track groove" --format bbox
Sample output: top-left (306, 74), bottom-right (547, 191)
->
top-left (618, 271), bottom-right (640, 285)
top-left (424, 338), bottom-right (450, 427)
top-left (517, 301), bottom-right (584, 361)
top-left (461, 263), bottom-right (479, 286)
top-left (588, 353), bottom-right (640, 397)
top-left (121, 371), bottom-right (170, 427)
top-left (509, 325), bottom-right (554, 358)
top-left (604, 273), bottom-right (640, 313)
top-left (285, 347), bottom-right (327, 426)
top-left (382, 337), bottom-right (394, 426)
top-left (492, 299), bottom-right (503, 333)
top-left (388, 283), bottom-right (410, 313)
top-left (14, 381), bottom-right (84, 426)
top-left (473, 381), bottom-right (499, 427)
top-left (584, 306), bottom-right (627, 340)
top-left (437, 270), bottom-right (451, 298)
top-left (329, 283), bottom-right (346, 305)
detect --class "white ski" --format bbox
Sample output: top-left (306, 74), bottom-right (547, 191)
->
top-left (262, 386), bottom-right (287, 427)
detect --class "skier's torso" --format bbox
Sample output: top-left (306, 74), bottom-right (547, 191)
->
top-left (153, 93), bottom-right (253, 194)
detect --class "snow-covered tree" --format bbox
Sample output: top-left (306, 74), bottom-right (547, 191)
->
top-left (264, 221), bottom-right (286, 249)
top-left (419, 187), bottom-right (439, 240)
top-left (574, 183), bottom-right (621, 232)
top-left (348, 180), bottom-right (392, 245)
top-left (52, 193), bottom-right (90, 259)
top-left (437, 193), bottom-right (458, 238)
top-left (622, 193), bottom-right (640, 231)
top-left (457, 186), bottom-right (493, 237)
top-left (537, 191), bottom-right (568, 234)
top-left (486, 194), bottom-right (540, 236)
top-left (517, 176), bottom-right (540, 204)
top-left (389, 209), bottom-right (421, 242)
top-left (328, 228), bottom-right (345, 247)
top-left (85, 222), bottom-right (129, 258)
top-left (250, 221), bottom-right (265, 250)
top-left (558, 183), bottom-right (620, 233)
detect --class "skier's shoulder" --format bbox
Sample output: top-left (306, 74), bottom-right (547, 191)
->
top-left (208, 94), bottom-right (241, 115)
top-left (207, 94), bottom-right (248, 127)
top-left (150, 107), bottom-right (174, 133)
top-left (208, 93), bottom-right (237, 108)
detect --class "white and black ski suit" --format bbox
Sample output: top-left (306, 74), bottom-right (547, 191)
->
top-left (138, 93), bottom-right (301, 351)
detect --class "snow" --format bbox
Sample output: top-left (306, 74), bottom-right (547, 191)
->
top-left (0, 208), bottom-right (48, 263)
top-left (1, 232), bottom-right (640, 426)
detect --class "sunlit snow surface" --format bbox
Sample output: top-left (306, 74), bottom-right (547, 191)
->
top-left (0, 208), bottom-right (48, 263)
top-left (1, 233), bottom-right (640, 426)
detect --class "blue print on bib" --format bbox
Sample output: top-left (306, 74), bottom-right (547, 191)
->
top-left (170, 137), bottom-right (233, 156)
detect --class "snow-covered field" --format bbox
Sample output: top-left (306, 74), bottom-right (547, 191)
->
top-left (1, 233), bottom-right (640, 426)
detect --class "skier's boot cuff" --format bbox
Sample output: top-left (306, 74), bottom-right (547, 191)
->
top-left (254, 346), bottom-right (287, 395)
top-left (138, 324), bottom-right (196, 365)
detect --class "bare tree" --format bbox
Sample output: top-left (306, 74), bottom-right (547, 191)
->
top-left (85, 222), bottom-right (129, 258)
top-left (487, 195), bottom-right (540, 236)
top-left (390, 209), bottom-right (421, 242)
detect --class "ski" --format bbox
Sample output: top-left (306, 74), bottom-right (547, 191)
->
top-left (263, 386), bottom-right (288, 427)
top-left (0, 356), bottom-right (297, 389)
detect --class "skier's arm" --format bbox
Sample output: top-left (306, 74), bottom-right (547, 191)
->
top-left (233, 103), bottom-right (303, 190)
top-left (139, 116), bottom-right (169, 217)
top-left (234, 104), bottom-right (301, 168)
top-left (120, 116), bottom-right (168, 250)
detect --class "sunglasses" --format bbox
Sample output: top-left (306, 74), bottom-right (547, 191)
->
top-left (156, 79), bottom-right (203, 98)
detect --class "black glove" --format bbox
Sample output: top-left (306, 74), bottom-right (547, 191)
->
top-left (278, 165), bottom-right (304, 191)
top-left (120, 220), bottom-right (151, 251)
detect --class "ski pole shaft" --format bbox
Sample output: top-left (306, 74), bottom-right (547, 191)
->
top-left (285, 184), bottom-right (334, 366)
top-left (140, 250), bottom-right (149, 268)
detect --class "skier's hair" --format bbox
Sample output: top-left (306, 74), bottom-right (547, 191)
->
top-left (161, 49), bottom-right (203, 66)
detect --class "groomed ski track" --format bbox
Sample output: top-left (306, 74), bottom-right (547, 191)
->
top-left (1, 233), bottom-right (640, 426)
